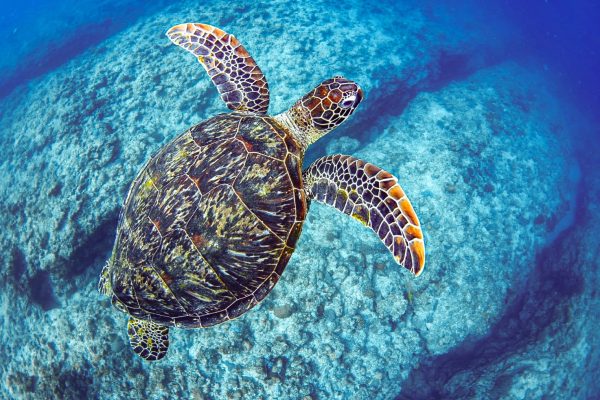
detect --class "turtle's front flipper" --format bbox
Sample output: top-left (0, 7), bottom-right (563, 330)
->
top-left (127, 317), bottom-right (170, 361)
top-left (304, 155), bottom-right (425, 276)
top-left (167, 23), bottom-right (269, 114)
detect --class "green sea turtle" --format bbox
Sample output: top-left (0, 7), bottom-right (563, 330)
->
top-left (99, 23), bottom-right (425, 361)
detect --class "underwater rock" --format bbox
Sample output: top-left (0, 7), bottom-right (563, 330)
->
top-left (396, 170), bottom-right (600, 400)
top-left (273, 304), bottom-right (295, 319)
top-left (0, 1), bottom-right (594, 400)
top-left (356, 62), bottom-right (581, 357)
top-left (324, 63), bottom-right (592, 399)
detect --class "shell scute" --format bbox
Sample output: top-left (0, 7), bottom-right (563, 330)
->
top-left (111, 114), bottom-right (303, 326)
top-left (200, 310), bottom-right (229, 327)
top-left (186, 138), bottom-right (246, 194)
top-left (227, 295), bottom-right (258, 319)
top-left (185, 184), bottom-right (285, 298)
top-left (236, 117), bottom-right (288, 159)
top-left (190, 113), bottom-right (240, 146)
top-left (147, 132), bottom-right (201, 191)
top-left (128, 264), bottom-right (188, 318)
top-left (233, 153), bottom-right (296, 239)
top-left (153, 230), bottom-right (234, 317)
top-left (148, 177), bottom-right (200, 236)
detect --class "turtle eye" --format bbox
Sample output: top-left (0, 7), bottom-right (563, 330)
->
top-left (340, 95), bottom-right (356, 109)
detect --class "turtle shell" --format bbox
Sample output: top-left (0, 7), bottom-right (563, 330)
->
top-left (108, 112), bottom-right (307, 328)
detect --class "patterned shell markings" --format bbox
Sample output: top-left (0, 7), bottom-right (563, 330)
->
top-left (109, 113), bottom-right (306, 328)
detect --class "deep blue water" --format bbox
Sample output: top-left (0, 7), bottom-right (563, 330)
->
top-left (1, 0), bottom-right (598, 145)
top-left (0, 0), bottom-right (598, 399)
top-left (0, 0), bottom-right (183, 98)
top-left (429, 0), bottom-right (600, 146)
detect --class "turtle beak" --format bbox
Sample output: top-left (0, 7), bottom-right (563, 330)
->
top-left (355, 86), bottom-right (364, 107)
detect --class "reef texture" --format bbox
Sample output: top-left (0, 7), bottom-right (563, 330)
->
top-left (0, 1), bottom-right (597, 399)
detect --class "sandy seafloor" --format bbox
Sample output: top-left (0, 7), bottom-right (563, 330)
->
top-left (0, 0), bottom-right (599, 399)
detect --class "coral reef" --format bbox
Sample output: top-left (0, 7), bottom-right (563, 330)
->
top-left (0, 1), bottom-right (596, 399)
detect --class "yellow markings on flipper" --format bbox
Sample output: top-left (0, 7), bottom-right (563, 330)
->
top-left (389, 185), bottom-right (405, 200)
top-left (400, 198), bottom-right (419, 226)
top-left (352, 213), bottom-right (369, 226)
top-left (303, 154), bottom-right (425, 276)
top-left (405, 224), bottom-right (423, 240)
top-left (394, 237), bottom-right (405, 265)
top-left (410, 240), bottom-right (426, 277)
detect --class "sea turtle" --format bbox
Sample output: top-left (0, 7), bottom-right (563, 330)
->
top-left (99, 23), bottom-right (425, 361)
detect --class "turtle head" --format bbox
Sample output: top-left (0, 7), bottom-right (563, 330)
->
top-left (275, 76), bottom-right (363, 150)
top-left (302, 76), bottom-right (363, 131)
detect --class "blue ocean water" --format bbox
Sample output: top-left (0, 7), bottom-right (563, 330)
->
top-left (0, 0), bottom-right (598, 399)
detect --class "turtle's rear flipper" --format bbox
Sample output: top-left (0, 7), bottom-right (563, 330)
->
top-left (127, 317), bottom-right (170, 361)
top-left (166, 23), bottom-right (270, 114)
top-left (303, 155), bottom-right (425, 276)
top-left (98, 262), bottom-right (112, 296)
